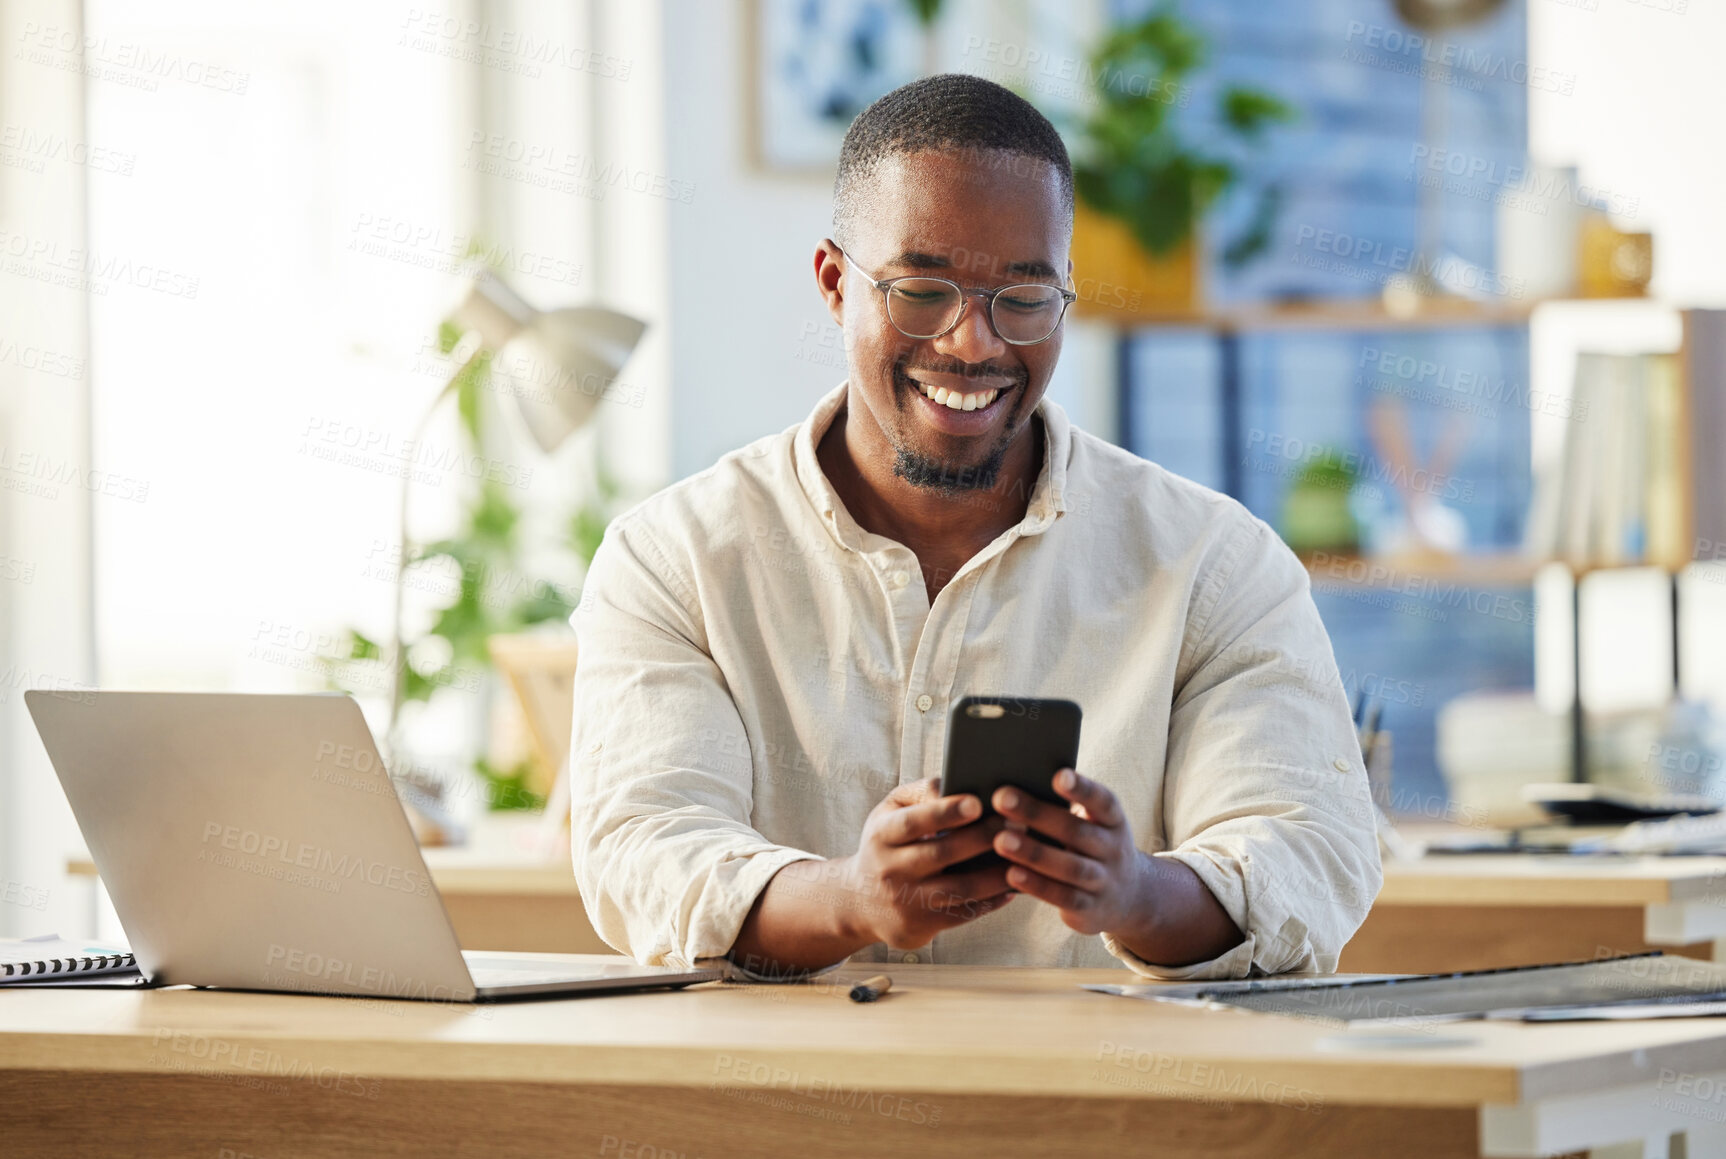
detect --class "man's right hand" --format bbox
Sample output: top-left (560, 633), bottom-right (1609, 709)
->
top-left (728, 778), bottom-right (1016, 975)
top-left (838, 778), bottom-right (1016, 948)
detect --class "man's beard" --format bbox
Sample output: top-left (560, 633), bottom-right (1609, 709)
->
top-left (889, 360), bottom-right (1026, 495)
top-left (893, 444), bottom-right (1007, 494)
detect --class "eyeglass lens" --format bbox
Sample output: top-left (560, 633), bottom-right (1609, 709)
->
top-left (884, 279), bottom-right (1066, 344)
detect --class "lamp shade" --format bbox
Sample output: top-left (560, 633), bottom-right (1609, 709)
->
top-left (448, 271), bottom-right (647, 454)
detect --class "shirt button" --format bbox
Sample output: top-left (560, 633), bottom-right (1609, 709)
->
top-left (915, 694), bottom-right (933, 713)
top-left (900, 952), bottom-right (920, 964)
top-left (1333, 757), bottom-right (1350, 772)
top-left (890, 570), bottom-right (909, 589)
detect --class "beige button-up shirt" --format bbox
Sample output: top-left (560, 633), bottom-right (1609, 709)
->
top-left (570, 384), bottom-right (1381, 979)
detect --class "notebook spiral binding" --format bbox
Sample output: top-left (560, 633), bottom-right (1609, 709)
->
top-left (1, 952), bottom-right (136, 978)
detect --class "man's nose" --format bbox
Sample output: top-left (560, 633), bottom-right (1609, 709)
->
top-left (934, 294), bottom-right (1008, 364)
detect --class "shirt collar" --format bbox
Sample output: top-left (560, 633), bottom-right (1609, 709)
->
top-left (792, 381), bottom-right (1071, 552)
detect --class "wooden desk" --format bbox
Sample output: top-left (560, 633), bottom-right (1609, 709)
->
top-left (1343, 856), bottom-right (1726, 974)
top-left (73, 849), bottom-right (1726, 979)
top-left (68, 853), bottom-right (610, 956)
top-left (6, 961), bottom-right (1726, 1158)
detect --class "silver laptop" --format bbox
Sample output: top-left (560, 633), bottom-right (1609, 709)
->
top-left (25, 690), bottom-right (718, 1001)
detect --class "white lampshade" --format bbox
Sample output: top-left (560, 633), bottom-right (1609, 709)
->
top-left (448, 271), bottom-right (646, 454)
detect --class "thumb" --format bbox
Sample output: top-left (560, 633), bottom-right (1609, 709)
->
top-left (885, 777), bottom-right (941, 807)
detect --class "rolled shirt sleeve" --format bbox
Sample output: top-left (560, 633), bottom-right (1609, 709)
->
top-left (1104, 516), bottom-right (1383, 980)
top-left (569, 517), bottom-right (825, 971)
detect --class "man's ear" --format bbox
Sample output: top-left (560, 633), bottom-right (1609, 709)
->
top-left (814, 239), bottom-right (846, 326)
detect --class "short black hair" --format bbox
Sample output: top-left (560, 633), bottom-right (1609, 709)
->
top-left (832, 73), bottom-right (1073, 246)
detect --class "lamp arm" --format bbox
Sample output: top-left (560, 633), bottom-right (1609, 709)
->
top-left (387, 342), bottom-right (487, 749)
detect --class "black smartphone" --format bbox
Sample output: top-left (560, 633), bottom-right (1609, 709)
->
top-left (937, 696), bottom-right (1083, 874)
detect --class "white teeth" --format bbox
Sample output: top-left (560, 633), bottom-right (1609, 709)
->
top-left (920, 383), bottom-right (1002, 412)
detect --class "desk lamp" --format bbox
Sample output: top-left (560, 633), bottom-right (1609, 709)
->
top-left (387, 270), bottom-right (645, 742)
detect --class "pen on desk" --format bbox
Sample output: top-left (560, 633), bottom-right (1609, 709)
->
top-left (848, 974), bottom-right (893, 1003)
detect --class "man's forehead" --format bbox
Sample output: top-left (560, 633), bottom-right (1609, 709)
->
top-left (854, 149), bottom-right (1068, 279)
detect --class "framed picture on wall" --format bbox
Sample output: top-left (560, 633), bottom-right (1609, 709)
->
top-left (751, 0), bottom-right (926, 173)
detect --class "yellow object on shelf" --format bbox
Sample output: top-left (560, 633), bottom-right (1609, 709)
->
top-left (1068, 201), bottom-right (1200, 321)
top-left (1578, 212), bottom-right (1653, 298)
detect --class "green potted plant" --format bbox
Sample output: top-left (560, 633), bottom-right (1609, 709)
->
top-left (1069, 5), bottom-right (1294, 317)
top-left (1281, 447), bottom-right (1363, 555)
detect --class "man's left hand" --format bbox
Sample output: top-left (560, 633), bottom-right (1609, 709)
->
top-left (990, 769), bottom-right (1147, 937)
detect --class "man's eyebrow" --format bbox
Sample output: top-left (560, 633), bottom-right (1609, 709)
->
top-left (885, 251), bottom-right (1060, 280)
top-left (1005, 258), bottom-right (1059, 279)
top-left (886, 250), bottom-right (953, 270)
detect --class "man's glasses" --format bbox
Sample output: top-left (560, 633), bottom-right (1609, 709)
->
top-left (837, 245), bottom-right (1076, 346)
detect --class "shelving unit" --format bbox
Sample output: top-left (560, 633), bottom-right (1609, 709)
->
top-left (1110, 299), bottom-right (1724, 787)
top-left (1111, 294), bottom-right (1560, 540)
top-left (1297, 548), bottom-right (1543, 589)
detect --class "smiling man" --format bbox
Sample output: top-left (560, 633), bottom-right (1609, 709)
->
top-left (570, 74), bottom-right (1380, 980)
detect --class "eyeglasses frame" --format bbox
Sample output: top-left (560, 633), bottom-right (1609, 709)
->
top-left (834, 244), bottom-right (1077, 347)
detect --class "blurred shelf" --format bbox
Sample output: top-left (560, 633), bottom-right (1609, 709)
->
top-left (67, 851), bottom-right (580, 896)
top-left (1095, 295), bottom-right (1655, 332)
top-left (1301, 550), bottom-right (1545, 589)
top-left (67, 853), bottom-right (599, 953)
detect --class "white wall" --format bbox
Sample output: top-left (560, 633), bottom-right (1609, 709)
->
top-left (661, 2), bottom-right (840, 479)
top-left (0, 0), bottom-right (97, 939)
top-left (592, 0), bottom-right (674, 494)
top-left (1529, 0), bottom-right (1726, 309)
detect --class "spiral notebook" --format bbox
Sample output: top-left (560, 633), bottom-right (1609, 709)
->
top-left (0, 934), bottom-right (140, 983)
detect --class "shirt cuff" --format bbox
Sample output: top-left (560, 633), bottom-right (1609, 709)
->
top-left (1099, 847), bottom-right (1259, 980)
top-left (685, 847), bottom-right (839, 976)
top-left (701, 953), bottom-right (852, 983)
top-left (1100, 930), bottom-right (1258, 980)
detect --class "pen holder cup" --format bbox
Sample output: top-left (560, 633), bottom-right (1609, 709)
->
top-left (1366, 730), bottom-right (1394, 813)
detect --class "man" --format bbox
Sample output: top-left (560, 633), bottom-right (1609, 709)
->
top-left (570, 74), bottom-right (1380, 980)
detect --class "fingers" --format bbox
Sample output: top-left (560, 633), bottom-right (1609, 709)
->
top-left (934, 889), bottom-right (1016, 922)
top-left (898, 816), bottom-right (1005, 876)
top-left (991, 785), bottom-right (1100, 855)
top-left (878, 792), bottom-right (982, 846)
top-left (993, 828), bottom-right (1107, 891)
top-left (880, 872), bottom-right (1015, 947)
top-left (1003, 863), bottom-right (1096, 920)
top-left (915, 876), bottom-right (1015, 921)
top-left (940, 864), bottom-right (1015, 903)
top-left (1051, 768), bottom-right (1125, 827)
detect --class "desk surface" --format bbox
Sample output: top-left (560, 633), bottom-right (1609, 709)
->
top-left (4, 959), bottom-right (1726, 1111)
top-left (1378, 854), bottom-right (1726, 907)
